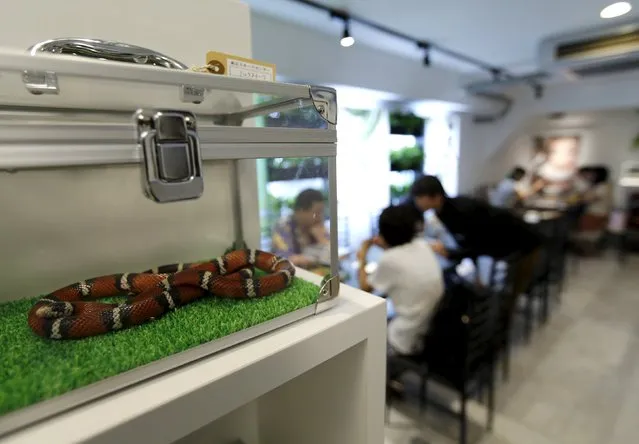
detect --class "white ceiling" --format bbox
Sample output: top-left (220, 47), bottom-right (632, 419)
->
top-left (246, 0), bottom-right (639, 75)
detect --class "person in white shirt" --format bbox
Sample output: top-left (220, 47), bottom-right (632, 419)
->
top-left (357, 205), bottom-right (444, 389)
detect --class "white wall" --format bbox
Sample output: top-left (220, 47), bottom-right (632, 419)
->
top-left (424, 114), bottom-right (460, 196)
top-left (458, 71), bottom-right (639, 194)
top-left (478, 109), bottom-right (639, 204)
top-left (336, 108), bottom-right (391, 247)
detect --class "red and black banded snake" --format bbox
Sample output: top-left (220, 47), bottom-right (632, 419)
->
top-left (27, 249), bottom-right (295, 340)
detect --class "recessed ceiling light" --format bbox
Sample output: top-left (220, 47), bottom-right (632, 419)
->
top-left (600, 2), bottom-right (632, 18)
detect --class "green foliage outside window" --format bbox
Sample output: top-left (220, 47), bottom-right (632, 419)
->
top-left (390, 183), bottom-right (411, 200)
top-left (390, 146), bottom-right (424, 171)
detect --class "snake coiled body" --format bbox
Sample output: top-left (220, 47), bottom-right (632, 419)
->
top-left (28, 249), bottom-right (295, 340)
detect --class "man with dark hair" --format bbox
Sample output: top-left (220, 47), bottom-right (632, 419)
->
top-left (271, 188), bottom-right (329, 267)
top-left (411, 175), bottom-right (543, 299)
top-left (358, 205), bottom-right (444, 356)
top-left (510, 166), bottom-right (526, 181)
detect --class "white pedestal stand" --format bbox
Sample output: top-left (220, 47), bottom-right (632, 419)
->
top-left (1, 269), bottom-right (387, 444)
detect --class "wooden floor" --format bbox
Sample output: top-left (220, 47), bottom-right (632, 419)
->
top-left (385, 254), bottom-right (639, 444)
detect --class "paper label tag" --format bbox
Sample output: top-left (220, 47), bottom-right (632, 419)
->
top-left (227, 58), bottom-right (274, 82)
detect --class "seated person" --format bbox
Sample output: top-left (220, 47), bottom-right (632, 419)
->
top-left (271, 188), bottom-right (329, 268)
top-left (357, 205), bottom-right (444, 387)
top-left (575, 166), bottom-right (612, 254)
top-left (490, 166), bottom-right (545, 209)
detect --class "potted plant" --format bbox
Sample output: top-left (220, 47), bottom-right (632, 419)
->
top-left (390, 146), bottom-right (424, 171)
top-left (390, 183), bottom-right (411, 200)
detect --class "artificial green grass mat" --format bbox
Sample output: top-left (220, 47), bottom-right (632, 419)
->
top-left (0, 276), bottom-right (319, 417)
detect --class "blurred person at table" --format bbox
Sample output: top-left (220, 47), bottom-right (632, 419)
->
top-left (575, 166), bottom-right (613, 254)
top-left (490, 166), bottom-right (545, 209)
top-left (357, 204), bottom-right (444, 393)
top-left (410, 175), bottom-right (543, 300)
top-left (271, 188), bottom-right (329, 268)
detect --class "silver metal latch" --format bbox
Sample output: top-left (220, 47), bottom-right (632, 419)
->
top-left (135, 110), bottom-right (204, 203)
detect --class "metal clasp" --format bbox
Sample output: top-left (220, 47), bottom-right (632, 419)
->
top-left (135, 109), bottom-right (204, 203)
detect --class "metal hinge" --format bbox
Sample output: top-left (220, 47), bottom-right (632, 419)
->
top-left (22, 38), bottom-right (205, 103)
top-left (135, 109), bottom-right (204, 203)
top-left (318, 273), bottom-right (340, 303)
top-left (22, 70), bottom-right (59, 95)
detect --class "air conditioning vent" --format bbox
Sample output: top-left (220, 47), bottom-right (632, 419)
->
top-left (555, 29), bottom-right (639, 61)
top-left (539, 19), bottom-right (639, 78)
top-left (572, 57), bottom-right (639, 76)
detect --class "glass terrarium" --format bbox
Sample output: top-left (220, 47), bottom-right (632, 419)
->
top-left (0, 45), bottom-right (338, 437)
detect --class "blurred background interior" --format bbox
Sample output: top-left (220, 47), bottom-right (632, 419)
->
top-left (247, 1), bottom-right (639, 443)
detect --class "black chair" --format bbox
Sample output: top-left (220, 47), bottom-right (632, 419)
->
top-left (386, 271), bottom-right (499, 444)
top-left (530, 214), bottom-right (568, 328)
top-left (485, 253), bottom-right (520, 381)
top-left (501, 248), bottom-right (552, 345)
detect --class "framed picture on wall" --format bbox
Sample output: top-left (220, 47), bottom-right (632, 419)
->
top-left (531, 135), bottom-right (581, 197)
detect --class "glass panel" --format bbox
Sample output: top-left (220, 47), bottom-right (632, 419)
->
top-left (260, 104), bottom-right (329, 130)
top-left (0, 162), bottom-right (240, 416)
top-left (259, 155), bottom-right (343, 282)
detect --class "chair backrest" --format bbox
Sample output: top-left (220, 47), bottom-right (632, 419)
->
top-left (486, 252), bottom-right (524, 331)
top-left (422, 271), bottom-right (499, 385)
top-left (487, 252), bottom-right (520, 294)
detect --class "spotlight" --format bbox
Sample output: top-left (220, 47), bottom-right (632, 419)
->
top-left (417, 42), bottom-right (431, 67)
top-left (423, 52), bottom-right (430, 67)
top-left (329, 10), bottom-right (355, 47)
top-left (490, 68), bottom-right (503, 81)
top-left (340, 24), bottom-right (355, 47)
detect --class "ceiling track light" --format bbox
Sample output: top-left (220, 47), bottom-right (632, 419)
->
top-left (330, 10), bottom-right (355, 47)
top-left (300, 1), bottom-right (512, 77)
top-left (490, 68), bottom-right (503, 81)
top-left (417, 41), bottom-right (431, 67)
top-left (533, 84), bottom-right (544, 100)
top-left (340, 21), bottom-right (355, 47)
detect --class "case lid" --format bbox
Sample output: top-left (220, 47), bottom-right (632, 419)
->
top-left (0, 48), bottom-right (337, 127)
top-left (0, 48), bottom-right (338, 192)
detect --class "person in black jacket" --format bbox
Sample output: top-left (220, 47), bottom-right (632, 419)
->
top-left (410, 175), bottom-right (543, 299)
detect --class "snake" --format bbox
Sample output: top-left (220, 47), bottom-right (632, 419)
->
top-left (27, 249), bottom-right (295, 340)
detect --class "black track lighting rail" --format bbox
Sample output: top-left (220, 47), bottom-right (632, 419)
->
top-left (286, 0), bottom-right (516, 78)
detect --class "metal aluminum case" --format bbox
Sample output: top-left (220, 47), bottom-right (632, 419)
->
top-left (0, 49), bottom-right (339, 437)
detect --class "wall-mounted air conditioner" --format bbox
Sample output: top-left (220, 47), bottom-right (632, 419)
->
top-left (539, 19), bottom-right (639, 78)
